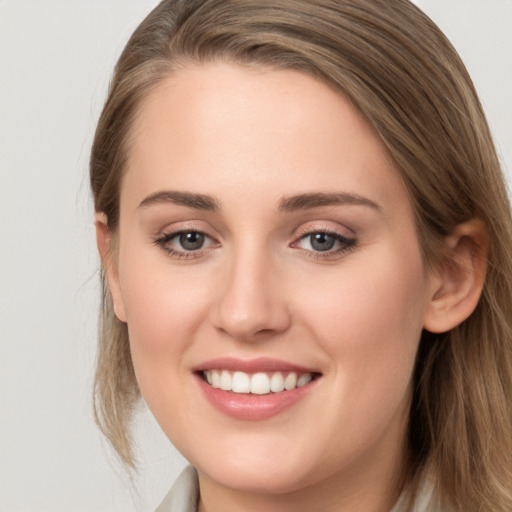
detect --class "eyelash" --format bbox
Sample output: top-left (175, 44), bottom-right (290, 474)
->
top-left (153, 228), bottom-right (357, 260)
top-left (153, 230), bottom-right (218, 259)
top-left (291, 228), bottom-right (357, 260)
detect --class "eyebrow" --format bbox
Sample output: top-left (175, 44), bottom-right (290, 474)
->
top-left (137, 190), bottom-right (381, 213)
top-left (138, 190), bottom-right (221, 211)
top-left (278, 192), bottom-right (381, 212)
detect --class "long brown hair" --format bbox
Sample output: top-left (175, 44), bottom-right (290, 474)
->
top-left (90, 1), bottom-right (512, 509)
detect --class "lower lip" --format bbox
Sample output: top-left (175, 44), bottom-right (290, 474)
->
top-left (194, 373), bottom-right (319, 420)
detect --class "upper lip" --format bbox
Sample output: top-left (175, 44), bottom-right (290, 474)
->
top-left (192, 357), bottom-right (320, 374)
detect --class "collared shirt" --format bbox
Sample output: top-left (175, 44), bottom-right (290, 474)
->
top-left (155, 466), bottom-right (441, 512)
top-left (155, 466), bottom-right (199, 512)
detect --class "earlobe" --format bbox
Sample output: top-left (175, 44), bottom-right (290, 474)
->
top-left (94, 212), bottom-right (127, 323)
top-left (423, 220), bottom-right (488, 334)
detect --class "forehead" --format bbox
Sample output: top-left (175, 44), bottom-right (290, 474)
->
top-left (123, 61), bottom-right (407, 214)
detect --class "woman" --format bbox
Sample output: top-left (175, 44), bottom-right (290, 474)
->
top-left (90, 0), bottom-right (512, 510)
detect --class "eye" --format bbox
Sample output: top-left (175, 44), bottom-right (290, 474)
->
top-left (154, 230), bottom-right (218, 258)
top-left (303, 232), bottom-right (338, 252)
top-left (292, 230), bottom-right (356, 258)
top-left (177, 231), bottom-right (206, 251)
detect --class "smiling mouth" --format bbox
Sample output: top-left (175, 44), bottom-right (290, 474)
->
top-left (200, 370), bottom-right (319, 395)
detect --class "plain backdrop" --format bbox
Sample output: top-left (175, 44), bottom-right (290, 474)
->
top-left (0, 1), bottom-right (511, 511)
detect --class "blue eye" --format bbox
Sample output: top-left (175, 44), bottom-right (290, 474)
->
top-left (307, 233), bottom-right (337, 252)
top-left (295, 231), bottom-right (356, 256)
top-left (154, 230), bottom-right (215, 258)
top-left (178, 231), bottom-right (206, 251)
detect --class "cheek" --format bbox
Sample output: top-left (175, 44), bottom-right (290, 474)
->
top-left (118, 253), bottom-right (217, 430)
top-left (117, 249), bottom-right (212, 377)
top-left (291, 249), bottom-right (427, 467)
top-left (299, 245), bottom-right (427, 402)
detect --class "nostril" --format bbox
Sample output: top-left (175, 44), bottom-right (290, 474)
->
top-left (209, 261), bottom-right (292, 340)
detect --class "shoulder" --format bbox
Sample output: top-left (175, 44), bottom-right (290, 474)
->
top-left (155, 466), bottom-right (199, 512)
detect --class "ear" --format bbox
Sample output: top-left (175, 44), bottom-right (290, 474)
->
top-left (423, 220), bottom-right (488, 334)
top-left (94, 212), bottom-right (127, 323)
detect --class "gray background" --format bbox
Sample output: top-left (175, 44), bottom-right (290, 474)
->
top-left (1, 1), bottom-right (511, 510)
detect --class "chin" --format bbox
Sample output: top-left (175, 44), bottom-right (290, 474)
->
top-left (201, 462), bottom-right (316, 495)
top-left (185, 435), bottom-right (327, 495)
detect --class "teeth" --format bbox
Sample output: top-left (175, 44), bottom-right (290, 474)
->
top-left (251, 373), bottom-right (270, 395)
top-left (220, 370), bottom-right (232, 391)
top-left (284, 372), bottom-right (297, 390)
top-left (297, 373), bottom-right (313, 387)
top-left (232, 371), bottom-right (251, 393)
top-left (203, 370), bottom-right (314, 395)
top-left (270, 372), bottom-right (285, 392)
top-left (211, 370), bottom-right (221, 388)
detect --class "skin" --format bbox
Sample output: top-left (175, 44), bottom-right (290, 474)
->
top-left (97, 62), bottom-right (487, 512)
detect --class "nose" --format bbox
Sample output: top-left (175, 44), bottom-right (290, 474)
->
top-left (211, 248), bottom-right (291, 342)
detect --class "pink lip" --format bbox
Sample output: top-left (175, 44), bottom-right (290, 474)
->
top-left (192, 358), bottom-right (321, 421)
top-left (193, 357), bottom-right (318, 374)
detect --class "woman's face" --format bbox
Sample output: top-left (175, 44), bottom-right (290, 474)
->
top-left (110, 62), bottom-right (437, 499)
